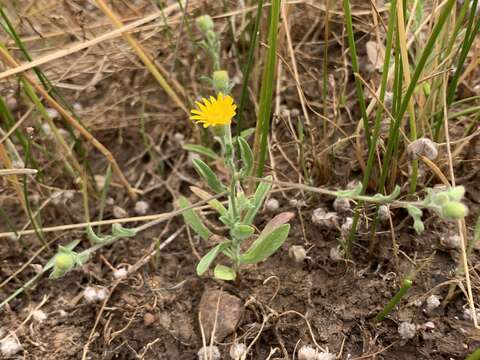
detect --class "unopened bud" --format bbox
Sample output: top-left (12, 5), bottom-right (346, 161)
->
top-left (212, 70), bottom-right (230, 93)
top-left (54, 252), bottom-right (75, 271)
top-left (441, 201), bottom-right (468, 220)
top-left (196, 15), bottom-right (214, 34)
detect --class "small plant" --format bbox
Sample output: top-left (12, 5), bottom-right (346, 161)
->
top-left (181, 91), bottom-right (291, 280)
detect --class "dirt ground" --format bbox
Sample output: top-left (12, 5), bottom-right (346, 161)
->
top-left (1, 0), bottom-right (480, 359)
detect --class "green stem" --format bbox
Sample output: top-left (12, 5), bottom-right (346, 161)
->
top-left (374, 279), bottom-right (413, 322)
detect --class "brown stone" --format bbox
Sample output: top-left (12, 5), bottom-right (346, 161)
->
top-left (198, 289), bottom-right (244, 341)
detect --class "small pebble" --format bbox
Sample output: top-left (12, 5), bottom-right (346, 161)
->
top-left (289, 245), bottom-right (307, 263)
top-left (229, 342), bottom-right (247, 359)
top-left (398, 321), bottom-right (416, 340)
top-left (378, 205), bottom-right (390, 222)
top-left (407, 138), bottom-right (438, 160)
top-left (424, 321), bottom-right (435, 329)
top-left (197, 345), bottom-right (221, 360)
top-left (45, 107), bottom-right (59, 119)
top-left (311, 208), bottom-right (338, 229)
top-left (32, 309), bottom-right (47, 323)
top-left (333, 197), bottom-right (350, 212)
top-left (289, 198), bottom-right (306, 207)
top-left (113, 268), bottom-right (128, 279)
top-left (265, 198), bottom-right (280, 212)
top-left (440, 234), bottom-right (461, 249)
top-left (143, 313), bottom-right (156, 326)
top-left (134, 200), bottom-right (149, 215)
top-left (83, 286), bottom-right (107, 303)
top-left (330, 246), bottom-right (344, 261)
top-left (113, 206), bottom-right (128, 219)
top-left (187, 152), bottom-right (201, 166)
top-left (298, 345), bottom-right (335, 360)
top-left (173, 132), bottom-right (185, 145)
top-left (462, 307), bottom-right (480, 321)
top-left (94, 175), bottom-right (106, 190)
top-left (425, 294), bottom-right (441, 312)
top-left (341, 217), bottom-right (354, 233)
top-left (0, 337), bottom-right (22, 357)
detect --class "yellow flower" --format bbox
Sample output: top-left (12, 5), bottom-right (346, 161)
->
top-left (190, 93), bottom-right (236, 128)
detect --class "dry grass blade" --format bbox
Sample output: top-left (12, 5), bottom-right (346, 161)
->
top-left (0, 46), bottom-right (137, 200)
top-left (0, 168), bottom-right (38, 176)
top-left (93, 0), bottom-right (188, 114)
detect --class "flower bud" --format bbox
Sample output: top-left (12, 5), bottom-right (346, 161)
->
top-left (54, 252), bottom-right (75, 271)
top-left (447, 186), bottom-right (465, 202)
top-left (196, 15), bottom-right (214, 34)
top-left (441, 201), bottom-right (468, 220)
top-left (212, 70), bottom-right (230, 93)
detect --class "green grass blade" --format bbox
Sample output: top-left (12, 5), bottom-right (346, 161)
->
top-left (252, 0), bottom-right (281, 177)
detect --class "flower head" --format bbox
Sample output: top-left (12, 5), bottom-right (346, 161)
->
top-left (190, 93), bottom-right (236, 128)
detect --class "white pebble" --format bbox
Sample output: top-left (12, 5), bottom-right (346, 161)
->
top-left (330, 246), bottom-right (344, 261)
top-left (11, 159), bottom-right (25, 169)
top-left (311, 208), bottom-right (338, 229)
top-left (289, 198), bottom-right (306, 207)
top-left (333, 197), bottom-right (350, 212)
top-left (289, 245), bottom-right (307, 263)
top-left (173, 132), bottom-right (185, 144)
top-left (83, 287), bottom-right (98, 303)
top-left (378, 205), bottom-right (390, 222)
top-left (32, 309), bottom-right (47, 323)
top-left (298, 345), bottom-right (335, 360)
top-left (229, 342), bottom-right (247, 359)
top-left (134, 200), bottom-right (149, 215)
top-left (113, 206), bottom-right (128, 219)
top-left (94, 175), bottom-right (105, 190)
top-left (41, 123), bottom-right (53, 137)
top-left (462, 307), bottom-right (480, 321)
top-left (425, 295), bottom-right (441, 312)
top-left (96, 288), bottom-right (108, 301)
top-left (265, 198), bottom-right (280, 212)
top-left (440, 234), bottom-right (461, 249)
top-left (398, 321), bottom-right (416, 340)
top-left (46, 107), bottom-right (59, 119)
top-left (407, 138), bottom-right (438, 160)
top-left (197, 345), bottom-right (220, 360)
top-left (0, 337), bottom-right (22, 357)
top-left (113, 268), bottom-right (128, 279)
top-left (341, 217), bottom-right (354, 234)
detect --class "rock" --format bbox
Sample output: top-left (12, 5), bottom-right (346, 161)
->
top-left (198, 289), bottom-right (244, 342)
top-left (289, 245), bottom-right (307, 263)
top-left (143, 313), bottom-right (156, 326)
top-left (398, 321), bottom-right (416, 340)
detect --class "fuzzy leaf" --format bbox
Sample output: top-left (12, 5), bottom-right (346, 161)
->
top-left (192, 158), bottom-right (227, 193)
top-left (372, 185), bottom-right (401, 202)
top-left (213, 264), bottom-right (236, 280)
top-left (183, 144), bottom-right (219, 160)
top-left (242, 176), bottom-right (272, 225)
top-left (86, 224), bottom-right (108, 244)
top-left (196, 242), bottom-right (227, 275)
top-left (335, 183), bottom-right (362, 198)
top-left (262, 212), bottom-right (295, 234)
top-left (232, 223), bottom-right (255, 240)
top-left (190, 186), bottom-right (228, 216)
top-left (237, 137), bottom-right (253, 177)
top-left (111, 223), bottom-right (137, 238)
top-left (178, 197), bottom-right (212, 241)
top-left (240, 224), bottom-right (290, 264)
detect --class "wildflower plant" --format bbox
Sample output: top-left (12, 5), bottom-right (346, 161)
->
top-left (181, 90), bottom-right (291, 280)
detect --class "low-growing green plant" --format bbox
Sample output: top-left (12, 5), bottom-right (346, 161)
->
top-left (181, 87), bottom-right (291, 281)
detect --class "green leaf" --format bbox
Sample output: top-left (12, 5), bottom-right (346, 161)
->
top-left (183, 144), bottom-right (219, 160)
top-left (192, 158), bottom-right (227, 193)
top-left (178, 197), bottom-right (213, 241)
top-left (372, 185), bottom-right (401, 202)
top-left (240, 224), bottom-right (290, 264)
top-left (214, 264), bottom-right (236, 280)
top-left (232, 223), bottom-right (255, 240)
top-left (196, 242), bottom-right (227, 275)
top-left (237, 137), bottom-right (253, 177)
top-left (239, 127), bottom-right (255, 139)
top-left (335, 182), bottom-right (362, 198)
top-left (406, 205), bottom-right (424, 234)
top-left (242, 176), bottom-right (272, 225)
top-left (474, 215), bottom-right (480, 242)
top-left (190, 186), bottom-right (228, 216)
top-left (111, 223), bottom-right (137, 238)
top-left (86, 224), bottom-right (108, 244)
